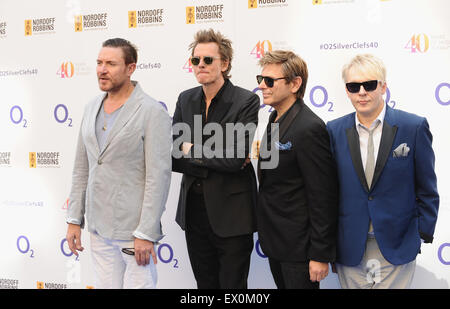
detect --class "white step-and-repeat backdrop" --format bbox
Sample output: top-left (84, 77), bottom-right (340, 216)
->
top-left (0, 0), bottom-right (449, 289)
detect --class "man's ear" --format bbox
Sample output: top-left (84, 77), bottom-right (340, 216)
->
top-left (291, 76), bottom-right (302, 94)
top-left (128, 63), bottom-right (137, 76)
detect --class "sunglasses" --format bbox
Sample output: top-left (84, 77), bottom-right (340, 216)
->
top-left (191, 56), bottom-right (220, 66)
top-left (345, 80), bottom-right (379, 93)
top-left (256, 75), bottom-right (287, 88)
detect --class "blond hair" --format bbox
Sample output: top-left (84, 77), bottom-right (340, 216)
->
top-left (342, 54), bottom-right (386, 83)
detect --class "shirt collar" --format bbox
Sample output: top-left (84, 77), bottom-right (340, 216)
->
top-left (201, 78), bottom-right (229, 103)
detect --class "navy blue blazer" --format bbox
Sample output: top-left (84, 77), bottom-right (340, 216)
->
top-left (326, 105), bottom-right (439, 266)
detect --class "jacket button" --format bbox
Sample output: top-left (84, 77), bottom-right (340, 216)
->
top-left (368, 196), bottom-right (374, 201)
top-left (98, 159), bottom-right (102, 165)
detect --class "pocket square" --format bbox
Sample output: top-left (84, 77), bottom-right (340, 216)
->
top-left (275, 141), bottom-right (292, 151)
top-left (393, 143), bottom-right (410, 158)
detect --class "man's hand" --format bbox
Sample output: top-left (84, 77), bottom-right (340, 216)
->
top-left (309, 260), bottom-right (329, 282)
top-left (66, 223), bottom-right (84, 257)
top-left (134, 238), bottom-right (157, 266)
top-left (182, 142), bottom-right (193, 156)
top-left (240, 155), bottom-right (251, 170)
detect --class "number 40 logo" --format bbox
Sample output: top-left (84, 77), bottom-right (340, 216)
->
top-left (405, 34), bottom-right (429, 53)
top-left (57, 62), bottom-right (75, 78)
top-left (251, 40), bottom-right (272, 59)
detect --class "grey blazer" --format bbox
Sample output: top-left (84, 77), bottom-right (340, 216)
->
top-left (67, 81), bottom-right (172, 241)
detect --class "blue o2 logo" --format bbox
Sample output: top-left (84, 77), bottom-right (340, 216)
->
top-left (54, 104), bottom-right (73, 127)
top-left (17, 235), bottom-right (34, 258)
top-left (157, 243), bottom-right (178, 268)
top-left (438, 243), bottom-right (450, 265)
top-left (10, 105), bottom-right (28, 128)
top-left (60, 238), bottom-right (79, 260)
top-left (435, 83), bottom-right (450, 106)
top-left (309, 86), bottom-right (334, 112)
top-left (384, 87), bottom-right (396, 108)
top-left (255, 239), bottom-right (267, 258)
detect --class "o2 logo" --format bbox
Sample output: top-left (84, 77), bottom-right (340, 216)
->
top-left (57, 62), bottom-right (75, 78)
top-left (183, 58), bottom-right (193, 73)
top-left (157, 243), bottom-right (179, 268)
top-left (255, 239), bottom-right (267, 258)
top-left (405, 34), bottom-right (429, 53)
top-left (10, 105), bottom-right (28, 128)
top-left (250, 40), bottom-right (272, 59)
top-left (17, 235), bottom-right (35, 258)
top-left (438, 243), bottom-right (450, 265)
top-left (384, 87), bottom-right (396, 108)
top-left (309, 86), bottom-right (334, 112)
top-left (435, 83), bottom-right (450, 106)
top-left (61, 238), bottom-right (82, 283)
top-left (54, 104), bottom-right (73, 127)
top-left (60, 238), bottom-right (79, 260)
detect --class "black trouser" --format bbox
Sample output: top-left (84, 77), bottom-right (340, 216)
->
top-left (268, 258), bottom-right (320, 289)
top-left (185, 184), bottom-right (253, 289)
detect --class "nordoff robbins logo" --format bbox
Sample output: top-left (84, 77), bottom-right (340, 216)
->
top-left (249, 0), bottom-right (289, 9)
top-left (172, 117), bottom-right (279, 169)
top-left (0, 152), bottom-right (11, 166)
top-left (25, 17), bottom-right (56, 36)
top-left (129, 9), bottom-right (164, 28)
top-left (0, 22), bottom-right (6, 37)
top-left (29, 152), bottom-right (61, 168)
top-left (75, 13), bottom-right (108, 32)
top-left (186, 4), bottom-right (224, 24)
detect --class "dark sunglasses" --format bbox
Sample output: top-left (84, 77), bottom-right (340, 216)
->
top-left (345, 80), bottom-right (379, 93)
top-left (191, 56), bottom-right (220, 66)
top-left (256, 75), bottom-right (287, 88)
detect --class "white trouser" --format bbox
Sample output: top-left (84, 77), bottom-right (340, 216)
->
top-left (336, 235), bottom-right (415, 289)
top-left (90, 232), bottom-right (157, 289)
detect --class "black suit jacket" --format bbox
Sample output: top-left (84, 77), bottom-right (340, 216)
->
top-left (172, 80), bottom-right (260, 238)
top-left (257, 99), bottom-right (338, 263)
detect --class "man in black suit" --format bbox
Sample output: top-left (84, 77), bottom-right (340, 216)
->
top-left (172, 29), bottom-right (260, 288)
top-left (256, 50), bottom-right (338, 289)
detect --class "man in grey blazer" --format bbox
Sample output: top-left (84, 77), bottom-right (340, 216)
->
top-left (65, 38), bottom-right (172, 289)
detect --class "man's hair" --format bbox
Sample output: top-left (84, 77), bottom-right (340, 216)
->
top-left (189, 29), bottom-right (233, 79)
top-left (259, 50), bottom-right (308, 99)
top-left (342, 54), bottom-right (386, 83)
top-left (102, 38), bottom-right (138, 65)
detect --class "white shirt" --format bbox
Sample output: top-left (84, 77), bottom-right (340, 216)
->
top-left (355, 103), bottom-right (386, 171)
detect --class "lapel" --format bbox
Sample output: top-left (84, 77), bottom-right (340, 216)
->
top-left (278, 99), bottom-right (302, 141)
top-left (187, 87), bottom-right (203, 142)
top-left (257, 111), bottom-right (276, 183)
top-left (257, 99), bottom-right (302, 183)
top-left (87, 94), bottom-right (105, 156)
top-left (345, 107), bottom-right (398, 192)
top-left (99, 81), bottom-right (143, 156)
top-left (189, 86), bottom-right (203, 123)
top-left (345, 116), bottom-right (369, 192)
top-left (371, 106), bottom-right (397, 190)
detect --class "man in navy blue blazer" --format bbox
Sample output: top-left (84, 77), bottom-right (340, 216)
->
top-left (326, 54), bottom-right (439, 288)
